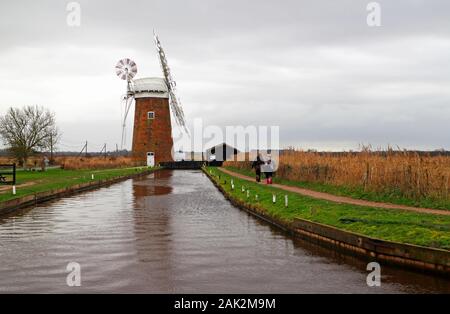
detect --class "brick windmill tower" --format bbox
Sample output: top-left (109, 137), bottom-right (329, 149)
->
top-left (116, 33), bottom-right (187, 166)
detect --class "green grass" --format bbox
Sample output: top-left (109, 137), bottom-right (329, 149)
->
top-left (0, 167), bottom-right (156, 203)
top-left (208, 167), bottom-right (450, 250)
top-left (224, 166), bottom-right (450, 211)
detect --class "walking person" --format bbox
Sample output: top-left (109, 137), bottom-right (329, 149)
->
top-left (263, 155), bottom-right (275, 184)
top-left (251, 154), bottom-right (264, 182)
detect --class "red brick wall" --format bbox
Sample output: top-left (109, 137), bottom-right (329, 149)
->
top-left (132, 97), bottom-right (174, 164)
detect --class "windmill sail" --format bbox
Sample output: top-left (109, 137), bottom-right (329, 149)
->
top-left (154, 31), bottom-right (189, 133)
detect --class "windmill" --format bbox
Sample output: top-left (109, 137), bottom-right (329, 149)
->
top-left (114, 32), bottom-right (187, 165)
top-left (115, 58), bottom-right (138, 149)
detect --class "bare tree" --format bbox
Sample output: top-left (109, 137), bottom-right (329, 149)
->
top-left (0, 106), bottom-right (60, 166)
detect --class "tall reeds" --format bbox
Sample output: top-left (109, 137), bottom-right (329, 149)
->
top-left (225, 148), bottom-right (450, 202)
top-left (55, 156), bottom-right (139, 170)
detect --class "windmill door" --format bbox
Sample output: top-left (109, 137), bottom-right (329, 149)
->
top-left (147, 152), bottom-right (155, 167)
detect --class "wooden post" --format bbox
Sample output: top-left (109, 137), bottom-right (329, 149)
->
top-left (12, 163), bottom-right (16, 185)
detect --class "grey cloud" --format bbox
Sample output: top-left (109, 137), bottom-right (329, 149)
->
top-left (0, 0), bottom-right (449, 151)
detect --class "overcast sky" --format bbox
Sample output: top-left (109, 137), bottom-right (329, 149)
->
top-left (0, 0), bottom-right (449, 152)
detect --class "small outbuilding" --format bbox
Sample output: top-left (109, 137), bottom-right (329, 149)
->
top-left (205, 143), bottom-right (239, 164)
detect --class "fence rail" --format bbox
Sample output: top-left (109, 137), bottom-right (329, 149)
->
top-left (0, 164), bottom-right (16, 185)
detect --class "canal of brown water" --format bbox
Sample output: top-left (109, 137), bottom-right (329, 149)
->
top-left (0, 170), bottom-right (448, 293)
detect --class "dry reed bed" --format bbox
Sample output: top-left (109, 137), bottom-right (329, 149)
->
top-left (55, 156), bottom-right (139, 170)
top-left (1, 155), bottom-right (140, 170)
top-left (225, 150), bottom-right (450, 202)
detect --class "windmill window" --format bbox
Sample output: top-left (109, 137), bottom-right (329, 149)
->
top-left (147, 111), bottom-right (155, 119)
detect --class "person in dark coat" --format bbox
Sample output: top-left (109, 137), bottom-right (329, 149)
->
top-left (251, 154), bottom-right (264, 182)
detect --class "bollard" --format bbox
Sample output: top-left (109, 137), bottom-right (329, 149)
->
top-left (272, 194), bottom-right (276, 203)
top-left (91, 174), bottom-right (94, 180)
top-left (285, 195), bottom-right (288, 207)
top-left (246, 190), bottom-right (250, 198)
top-left (12, 185), bottom-right (16, 195)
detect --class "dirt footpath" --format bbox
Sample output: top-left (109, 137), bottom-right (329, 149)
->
top-left (218, 168), bottom-right (450, 216)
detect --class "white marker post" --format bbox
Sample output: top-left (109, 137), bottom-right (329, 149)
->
top-left (272, 194), bottom-right (276, 203)
top-left (255, 194), bottom-right (258, 201)
top-left (246, 190), bottom-right (250, 198)
top-left (242, 186), bottom-right (245, 193)
top-left (231, 184), bottom-right (235, 190)
top-left (12, 185), bottom-right (16, 195)
top-left (91, 174), bottom-right (94, 180)
top-left (285, 195), bottom-right (288, 207)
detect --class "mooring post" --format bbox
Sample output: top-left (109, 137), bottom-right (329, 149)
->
top-left (13, 163), bottom-right (16, 186)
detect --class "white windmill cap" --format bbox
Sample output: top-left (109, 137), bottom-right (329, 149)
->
top-left (132, 77), bottom-right (169, 99)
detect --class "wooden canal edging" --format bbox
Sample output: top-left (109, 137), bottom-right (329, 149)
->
top-left (160, 161), bottom-right (205, 170)
top-left (0, 168), bottom-right (159, 217)
top-left (203, 168), bottom-right (450, 277)
top-left (160, 161), bottom-right (224, 170)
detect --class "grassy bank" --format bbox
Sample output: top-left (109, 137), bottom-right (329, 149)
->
top-left (0, 167), bottom-right (155, 203)
top-left (207, 167), bottom-right (450, 250)
top-left (224, 166), bottom-right (450, 211)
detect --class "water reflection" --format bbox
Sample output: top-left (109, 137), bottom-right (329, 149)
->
top-left (133, 170), bottom-right (174, 198)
